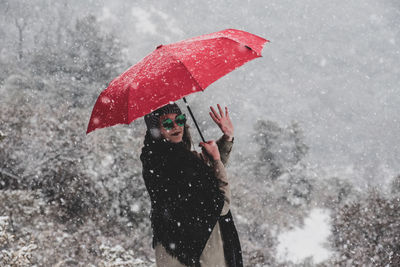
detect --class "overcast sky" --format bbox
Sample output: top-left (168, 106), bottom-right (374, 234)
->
top-left (2, 0), bottom-right (399, 188)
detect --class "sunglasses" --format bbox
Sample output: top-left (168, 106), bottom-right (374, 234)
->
top-left (161, 114), bottom-right (187, 130)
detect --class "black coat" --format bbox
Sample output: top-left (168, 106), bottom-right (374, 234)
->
top-left (140, 132), bottom-right (242, 267)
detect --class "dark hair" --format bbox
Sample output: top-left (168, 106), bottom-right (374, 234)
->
top-left (181, 124), bottom-right (193, 151)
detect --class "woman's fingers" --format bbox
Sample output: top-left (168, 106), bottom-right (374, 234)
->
top-left (211, 104), bottom-right (228, 118)
top-left (210, 106), bottom-right (221, 120)
top-left (209, 111), bottom-right (219, 124)
top-left (208, 104), bottom-right (234, 138)
top-left (217, 104), bottom-right (224, 117)
top-left (199, 140), bottom-right (220, 160)
top-left (199, 141), bottom-right (210, 151)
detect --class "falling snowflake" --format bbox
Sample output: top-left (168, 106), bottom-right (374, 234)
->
top-left (101, 96), bottom-right (111, 104)
top-left (132, 82), bottom-right (139, 89)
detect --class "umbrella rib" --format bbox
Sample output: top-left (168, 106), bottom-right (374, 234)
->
top-left (126, 56), bottom-right (152, 123)
top-left (160, 36), bottom-right (266, 98)
top-left (216, 37), bottom-right (263, 57)
top-left (171, 36), bottom-right (265, 57)
top-left (162, 49), bottom-right (205, 93)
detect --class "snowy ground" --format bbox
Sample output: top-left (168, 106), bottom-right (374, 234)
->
top-left (277, 208), bottom-right (332, 264)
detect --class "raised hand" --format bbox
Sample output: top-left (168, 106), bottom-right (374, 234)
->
top-left (209, 104), bottom-right (234, 141)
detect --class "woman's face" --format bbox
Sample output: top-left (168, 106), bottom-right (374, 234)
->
top-left (159, 113), bottom-right (184, 143)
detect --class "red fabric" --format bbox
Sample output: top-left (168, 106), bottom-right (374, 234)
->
top-left (87, 29), bottom-right (268, 134)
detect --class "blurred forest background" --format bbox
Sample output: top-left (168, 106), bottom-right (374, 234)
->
top-left (1, 0), bottom-right (399, 266)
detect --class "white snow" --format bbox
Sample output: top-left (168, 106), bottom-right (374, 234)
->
top-left (276, 208), bottom-right (332, 264)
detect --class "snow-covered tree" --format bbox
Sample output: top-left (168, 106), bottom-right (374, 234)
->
top-left (331, 190), bottom-right (400, 265)
top-left (253, 119), bottom-right (309, 181)
top-left (390, 175), bottom-right (400, 196)
top-left (0, 216), bottom-right (37, 266)
top-left (251, 119), bottom-right (312, 207)
top-left (30, 14), bottom-right (126, 108)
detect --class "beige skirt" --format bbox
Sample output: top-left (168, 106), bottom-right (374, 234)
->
top-left (154, 221), bottom-right (227, 267)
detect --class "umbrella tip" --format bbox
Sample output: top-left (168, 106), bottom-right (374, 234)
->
top-left (156, 44), bottom-right (163, 49)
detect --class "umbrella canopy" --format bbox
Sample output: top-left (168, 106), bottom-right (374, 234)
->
top-left (86, 29), bottom-right (268, 134)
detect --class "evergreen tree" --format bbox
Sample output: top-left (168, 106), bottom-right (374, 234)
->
top-left (331, 190), bottom-right (400, 265)
top-left (253, 120), bottom-right (309, 181)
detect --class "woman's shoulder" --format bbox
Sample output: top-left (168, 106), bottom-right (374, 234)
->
top-left (191, 150), bottom-right (201, 158)
top-left (140, 144), bottom-right (165, 168)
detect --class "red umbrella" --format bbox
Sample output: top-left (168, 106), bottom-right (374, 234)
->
top-left (86, 29), bottom-right (268, 137)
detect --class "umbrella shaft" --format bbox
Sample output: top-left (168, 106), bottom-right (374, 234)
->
top-left (183, 97), bottom-right (206, 143)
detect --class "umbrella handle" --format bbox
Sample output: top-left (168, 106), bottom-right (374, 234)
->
top-left (183, 97), bottom-right (206, 143)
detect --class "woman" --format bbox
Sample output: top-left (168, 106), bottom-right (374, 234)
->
top-left (140, 103), bottom-right (242, 267)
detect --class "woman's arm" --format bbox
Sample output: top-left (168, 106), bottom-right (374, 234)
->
top-left (216, 135), bottom-right (233, 166)
top-left (199, 141), bottom-right (231, 216)
top-left (213, 159), bottom-right (231, 216)
top-left (209, 104), bottom-right (234, 166)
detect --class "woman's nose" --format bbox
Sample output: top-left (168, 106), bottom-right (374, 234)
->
top-left (172, 122), bottom-right (180, 129)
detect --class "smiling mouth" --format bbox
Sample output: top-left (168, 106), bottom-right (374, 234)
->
top-left (171, 132), bottom-right (181, 136)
